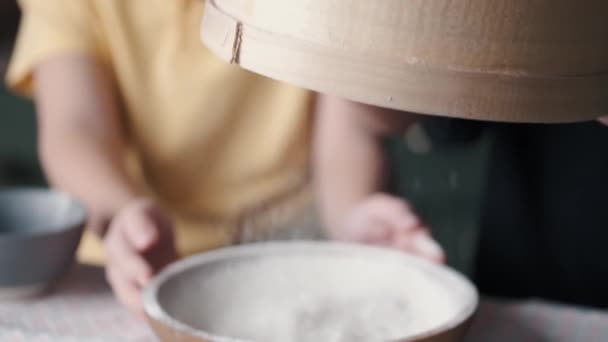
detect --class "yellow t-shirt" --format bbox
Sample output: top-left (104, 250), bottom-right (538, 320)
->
top-left (6, 0), bottom-right (313, 263)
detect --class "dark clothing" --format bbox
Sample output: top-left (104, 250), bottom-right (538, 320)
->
top-left (423, 118), bottom-right (608, 309)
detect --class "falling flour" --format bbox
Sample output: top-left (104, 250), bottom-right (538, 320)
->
top-left (166, 255), bottom-right (458, 342)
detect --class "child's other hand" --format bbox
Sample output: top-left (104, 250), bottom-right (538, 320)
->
top-left (103, 199), bottom-right (178, 317)
top-left (336, 193), bottom-right (445, 263)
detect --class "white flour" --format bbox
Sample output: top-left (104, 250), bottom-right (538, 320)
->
top-left (167, 256), bottom-right (458, 342)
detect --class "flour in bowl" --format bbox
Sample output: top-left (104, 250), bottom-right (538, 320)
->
top-left (166, 255), bottom-right (458, 342)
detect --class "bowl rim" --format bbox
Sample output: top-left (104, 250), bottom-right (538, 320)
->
top-left (0, 187), bottom-right (87, 238)
top-left (143, 241), bottom-right (479, 342)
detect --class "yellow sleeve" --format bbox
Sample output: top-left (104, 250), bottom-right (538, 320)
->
top-left (6, 0), bottom-right (102, 96)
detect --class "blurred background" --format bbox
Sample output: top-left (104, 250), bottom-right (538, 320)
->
top-left (0, 1), bottom-right (46, 188)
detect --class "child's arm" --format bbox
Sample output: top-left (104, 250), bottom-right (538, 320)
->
top-left (313, 94), bottom-right (444, 262)
top-left (35, 56), bottom-right (138, 236)
top-left (34, 56), bottom-right (177, 315)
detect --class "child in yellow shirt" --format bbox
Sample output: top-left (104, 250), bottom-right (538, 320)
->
top-left (7, 0), bottom-right (313, 315)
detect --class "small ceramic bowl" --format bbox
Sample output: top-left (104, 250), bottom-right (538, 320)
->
top-left (144, 242), bottom-right (478, 342)
top-left (0, 188), bottom-right (86, 299)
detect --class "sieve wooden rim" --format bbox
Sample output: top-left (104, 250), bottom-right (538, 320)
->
top-left (201, 0), bottom-right (608, 123)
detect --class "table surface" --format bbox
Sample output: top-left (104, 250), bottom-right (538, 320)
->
top-left (1, 265), bottom-right (607, 342)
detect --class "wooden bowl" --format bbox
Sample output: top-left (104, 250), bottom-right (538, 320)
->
top-left (144, 242), bottom-right (478, 342)
top-left (201, 0), bottom-right (608, 123)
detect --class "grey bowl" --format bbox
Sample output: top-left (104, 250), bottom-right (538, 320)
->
top-left (0, 188), bottom-right (87, 299)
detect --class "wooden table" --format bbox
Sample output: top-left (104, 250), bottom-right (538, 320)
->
top-left (1, 264), bottom-right (607, 341)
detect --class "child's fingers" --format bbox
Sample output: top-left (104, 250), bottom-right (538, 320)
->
top-left (122, 206), bottom-right (160, 252)
top-left (367, 194), bottom-right (421, 231)
top-left (105, 227), bottom-right (153, 287)
top-left (394, 229), bottom-right (445, 263)
top-left (105, 266), bottom-right (145, 318)
top-left (410, 230), bottom-right (445, 263)
top-left (361, 222), bottom-right (393, 245)
top-left (367, 193), bottom-right (411, 215)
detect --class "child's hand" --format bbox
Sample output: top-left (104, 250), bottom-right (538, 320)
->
top-left (103, 199), bottom-right (178, 317)
top-left (335, 193), bottom-right (445, 263)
